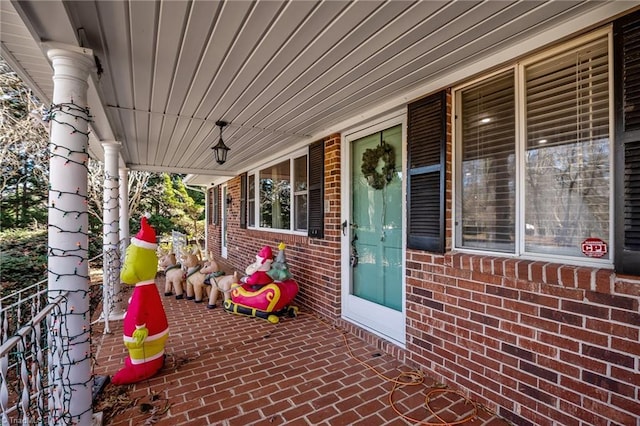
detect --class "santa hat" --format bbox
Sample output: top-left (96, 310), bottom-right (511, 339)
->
top-left (132, 215), bottom-right (157, 250)
top-left (257, 245), bottom-right (273, 263)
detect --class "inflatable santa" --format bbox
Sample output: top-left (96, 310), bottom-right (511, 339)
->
top-left (224, 244), bottom-right (299, 323)
top-left (111, 216), bottom-right (169, 385)
top-left (243, 245), bottom-right (274, 287)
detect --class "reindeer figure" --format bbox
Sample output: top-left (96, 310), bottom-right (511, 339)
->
top-left (180, 246), bottom-right (202, 300)
top-left (158, 246), bottom-right (186, 299)
top-left (191, 255), bottom-right (222, 304)
top-left (206, 270), bottom-right (240, 309)
top-left (181, 245), bottom-right (224, 302)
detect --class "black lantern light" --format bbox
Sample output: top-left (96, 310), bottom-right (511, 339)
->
top-left (212, 120), bottom-right (230, 165)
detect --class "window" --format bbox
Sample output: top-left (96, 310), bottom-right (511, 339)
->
top-left (207, 188), bottom-right (214, 225)
top-left (247, 150), bottom-right (308, 233)
top-left (212, 186), bottom-right (220, 226)
top-left (458, 71), bottom-right (516, 252)
top-left (455, 31), bottom-right (611, 263)
top-left (293, 155), bottom-right (308, 231)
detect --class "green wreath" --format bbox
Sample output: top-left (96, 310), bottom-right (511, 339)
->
top-left (361, 140), bottom-right (395, 190)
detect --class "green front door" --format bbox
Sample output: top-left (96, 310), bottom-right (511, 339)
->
top-left (342, 121), bottom-right (405, 344)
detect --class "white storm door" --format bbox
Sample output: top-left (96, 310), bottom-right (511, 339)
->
top-left (221, 184), bottom-right (228, 258)
top-left (341, 115), bottom-right (406, 346)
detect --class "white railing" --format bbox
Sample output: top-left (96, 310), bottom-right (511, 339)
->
top-left (0, 254), bottom-right (105, 425)
top-left (0, 292), bottom-right (68, 424)
top-left (0, 279), bottom-right (49, 342)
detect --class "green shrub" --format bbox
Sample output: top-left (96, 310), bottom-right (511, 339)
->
top-left (0, 229), bottom-right (48, 297)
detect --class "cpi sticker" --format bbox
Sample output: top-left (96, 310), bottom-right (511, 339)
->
top-left (581, 238), bottom-right (607, 258)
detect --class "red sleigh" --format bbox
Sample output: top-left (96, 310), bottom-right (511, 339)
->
top-left (223, 279), bottom-right (299, 323)
top-left (223, 243), bottom-right (299, 323)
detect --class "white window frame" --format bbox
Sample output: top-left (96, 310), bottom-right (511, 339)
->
top-left (292, 154), bottom-right (308, 232)
top-left (247, 147), bottom-right (309, 235)
top-left (247, 173), bottom-right (255, 228)
top-left (452, 28), bottom-right (614, 268)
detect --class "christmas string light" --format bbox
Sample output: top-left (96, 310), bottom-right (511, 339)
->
top-left (49, 151), bottom-right (89, 168)
top-left (44, 98), bottom-right (95, 425)
top-left (102, 161), bottom-right (122, 325)
top-left (49, 142), bottom-right (88, 156)
top-left (48, 224), bottom-right (87, 234)
top-left (47, 102), bottom-right (92, 137)
top-left (49, 188), bottom-right (89, 198)
top-left (46, 289), bottom-right (94, 425)
top-left (2, 287), bottom-right (95, 424)
top-left (47, 248), bottom-right (86, 261)
top-left (100, 243), bottom-right (126, 336)
top-left (48, 204), bottom-right (88, 220)
top-left (48, 270), bottom-right (90, 282)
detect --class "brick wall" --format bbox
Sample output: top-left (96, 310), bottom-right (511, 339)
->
top-left (206, 128), bottom-right (640, 425)
top-left (405, 252), bottom-right (640, 425)
top-left (206, 134), bottom-right (343, 321)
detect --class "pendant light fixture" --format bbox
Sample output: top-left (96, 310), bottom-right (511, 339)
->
top-left (212, 120), bottom-right (230, 165)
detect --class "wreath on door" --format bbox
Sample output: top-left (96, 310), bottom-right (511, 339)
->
top-left (361, 140), bottom-right (395, 190)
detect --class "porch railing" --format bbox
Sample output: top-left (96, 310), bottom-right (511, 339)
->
top-left (0, 254), bottom-right (105, 425)
top-left (0, 291), bottom-right (68, 424)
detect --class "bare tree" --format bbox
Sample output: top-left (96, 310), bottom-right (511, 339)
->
top-left (86, 158), bottom-right (151, 223)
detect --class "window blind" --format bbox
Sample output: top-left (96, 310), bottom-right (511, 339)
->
top-left (459, 71), bottom-right (516, 251)
top-left (524, 36), bottom-right (610, 257)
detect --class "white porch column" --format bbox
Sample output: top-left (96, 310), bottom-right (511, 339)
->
top-left (118, 167), bottom-right (130, 316)
top-left (46, 44), bottom-right (95, 425)
top-left (102, 142), bottom-right (125, 324)
top-left (119, 167), bottom-right (130, 255)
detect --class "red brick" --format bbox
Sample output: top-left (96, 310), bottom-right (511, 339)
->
top-left (503, 259), bottom-right (519, 278)
top-left (544, 263), bottom-right (560, 285)
top-left (305, 406), bottom-right (340, 424)
top-left (492, 258), bottom-right (505, 276)
top-left (538, 331), bottom-right (579, 352)
top-left (227, 411), bottom-right (263, 426)
top-left (587, 318), bottom-right (638, 340)
top-left (560, 324), bottom-right (609, 346)
top-left (196, 405), bottom-right (240, 423)
top-left (280, 403), bottom-right (315, 422)
top-left (614, 277), bottom-right (640, 297)
top-left (326, 410), bottom-right (363, 426)
top-left (260, 399), bottom-right (294, 418)
top-left (559, 265), bottom-right (577, 287)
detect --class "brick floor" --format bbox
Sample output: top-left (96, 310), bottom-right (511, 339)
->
top-left (92, 277), bottom-right (511, 426)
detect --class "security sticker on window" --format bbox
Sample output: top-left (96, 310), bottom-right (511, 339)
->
top-left (581, 238), bottom-right (607, 258)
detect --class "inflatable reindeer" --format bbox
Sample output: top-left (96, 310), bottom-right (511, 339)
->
top-left (158, 245), bottom-right (185, 299)
top-left (182, 248), bottom-right (221, 303)
top-left (206, 270), bottom-right (240, 309)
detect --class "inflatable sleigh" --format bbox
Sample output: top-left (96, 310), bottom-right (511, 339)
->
top-left (223, 243), bottom-right (299, 323)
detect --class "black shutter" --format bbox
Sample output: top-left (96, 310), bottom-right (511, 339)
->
top-left (308, 140), bottom-right (324, 238)
top-left (615, 10), bottom-right (640, 275)
top-left (407, 91), bottom-right (446, 253)
top-left (240, 173), bottom-right (247, 229)
top-left (213, 186), bottom-right (220, 226)
top-left (207, 188), bottom-right (214, 225)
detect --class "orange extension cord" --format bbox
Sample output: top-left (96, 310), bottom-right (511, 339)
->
top-left (308, 313), bottom-right (479, 425)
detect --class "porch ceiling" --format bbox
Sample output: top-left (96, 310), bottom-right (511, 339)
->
top-left (1, 1), bottom-right (637, 186)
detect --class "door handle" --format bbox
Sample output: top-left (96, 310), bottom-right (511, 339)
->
top-left (342, 220), bottom-right (348, 236)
